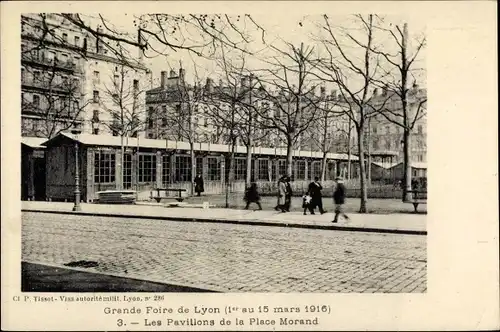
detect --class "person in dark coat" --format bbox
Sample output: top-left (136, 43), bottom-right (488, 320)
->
top-left (194, 174), bottom-right (204, 196)
top-left (244, 182), bottom-right (262, 210)
top-left (284, 176), bottom-right (293, 212)
top-left (332, 177), bottom-right (349, 223)
top-left (308, 176), bottom-right (326, 214)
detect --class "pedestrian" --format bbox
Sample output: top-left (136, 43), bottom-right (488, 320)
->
top-left (274, 176), bottom-right (287, 212)
top-left (244, 182), bottom-right (263, 210)
top-left (302, 191), bottom-right (313, 215)
top-left (332, 176), bottom-right (349, 223)
top-left (308, 176), bottom-right (326, 214)
top-left (194, 173), bottom-right (204, 196)
top-left (284, 176), bottom-right (293, 212)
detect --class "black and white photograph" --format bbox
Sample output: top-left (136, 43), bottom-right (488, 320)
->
top-left (2, 1), bottom-right (498, 331)
top-left (19, 11), bottom-right (428, 294)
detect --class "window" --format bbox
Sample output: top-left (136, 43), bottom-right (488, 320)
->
top-left (372, 125), bottom-right (378, 134)
top-left (234, 158), bottom-right (246, 181)
top-left (61, 53), bottom-right (68, 63)
top-left (133, 79), bottom-right (139, 90)
top-left (162, 155), bottom-right (171, 185)
top-left (74, 36), bottom-right (80, 46)
top-left (372, 138), bottom-right (379, 150)
top-left (33, 71), bottom-right (40, 81)
top-left (33, 95), bottom-right (40, 107)
top-left (193, 117), bottom-right (198, 126)
top-left (196, 157), bottom-right (203, 176)
top-left (417, 154), bottom-right (424, 162)
top-left (258, 159), bottom-right (269, 180)
top-left (93, 90), bottom-right (99, 103)
top-left (175, 156), bottom-right (191, 182)
top-left (138, 154), bottom-right (157, 183)
top-left (207, 157), bottom-right (221, 181)
top-left (311, 161), bottom-right (322, 180)
top-left (295, 160), bottom-right (306, 180)
top-left (175, 104), bottom-right (181, 113)
top-left (418, 125), bottom-right (423, 134)
top-left (162, 117), bottom-right (168, 127)
top-left (94, 152), bottom-right (116, 183)
top-left (92, 110), bottom-right (99, 122)
top-left (114, 75), bottom-right (119, 86)
top-left (93, 71), bottom-right (100, 83)
top-left (385, 139), bottom-right (392, 150)
top-left (123, 153), bottom-right (132, 189)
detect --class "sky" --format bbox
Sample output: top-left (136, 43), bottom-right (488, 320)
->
top-left (84, 13), bottom-right (427, 90)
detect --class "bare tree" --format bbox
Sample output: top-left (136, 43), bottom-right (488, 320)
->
top-left (253, 42), bottom-right (321, 178)
top-left (310, 14), bottom-right (391, 213)
top-left (22, 13), bottom-right (266, 65)
top-left (98, 61), bottom-right (147, 189)
top-left (21, 53), bottom-right (89, 138)
top-left (370, 21), bottom-right (427, 200)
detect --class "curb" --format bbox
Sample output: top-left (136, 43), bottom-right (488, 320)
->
top-left (21, 209), bottom-right (427, 236)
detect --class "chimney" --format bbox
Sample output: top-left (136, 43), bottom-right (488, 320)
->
top-left (160, 71), bottom-right (168, 88)
top-left (179, 68), bottom-right (185, 81)
top-left (206, 78), bottom-right (213, 94)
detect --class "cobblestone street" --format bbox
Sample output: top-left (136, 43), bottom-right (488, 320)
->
top-left (22, 212), bottom-right (426, 293)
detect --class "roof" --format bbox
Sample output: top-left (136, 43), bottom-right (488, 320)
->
top-left (21, 137), bottom-right (47, 149)
top-left (41, 132), bottom-right (359, 161)
top-left (372, 161), bottom-right (399, 169)
top-left (389, 161), bottom-right (427, 169)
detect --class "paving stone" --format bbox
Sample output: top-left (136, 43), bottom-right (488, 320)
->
top-left (22, 212), bottom-right (427, 293)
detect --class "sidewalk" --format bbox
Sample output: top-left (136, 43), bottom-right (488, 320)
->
top-left (21, 201), bottom-right (426, 235)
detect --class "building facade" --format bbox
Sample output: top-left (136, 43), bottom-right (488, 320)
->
top-left (21, 13), bottom-right (150, 139)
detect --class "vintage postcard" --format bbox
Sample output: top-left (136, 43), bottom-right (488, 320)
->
top-left (1, 1), bottom-right (498, 331)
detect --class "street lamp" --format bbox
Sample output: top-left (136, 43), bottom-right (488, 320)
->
top-left (71, 127), bottom-right (82, 211)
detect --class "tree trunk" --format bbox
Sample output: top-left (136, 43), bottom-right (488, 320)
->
top-left (190, 142), bottom-right (195, 196)
top-left (347, 122), bottom-right (352, 179)
top-left (245, 140), bottom-right (253, 187)
top-left (356, 126), bottom-right (368, 213)
top-left (403, 128), bottom-right (412, 201)
top-left (225, 140), bottom-right (236, 208)
top-left (321, 151), bottom-right (328, 182)
top-left (118, 135), bottom-right (125, 190)
top-left (286, 136), bottom-right (293, 178)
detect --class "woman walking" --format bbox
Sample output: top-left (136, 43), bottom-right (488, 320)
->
top-left (274, 176), bottom-right (287, 212)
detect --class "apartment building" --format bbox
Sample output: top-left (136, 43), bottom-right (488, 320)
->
top-left (21, 13), bottom-right (150, 139)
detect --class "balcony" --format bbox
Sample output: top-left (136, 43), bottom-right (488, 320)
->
top-left (21, 52), bottom-right (81, 73)
top-left (22, 77), bottom-right (81, 95)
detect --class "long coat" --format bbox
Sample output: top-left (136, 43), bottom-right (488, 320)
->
top-left (308, 181), bottom-right (323, 207)
top-left (194, 175), bottom-right (204, 193)
top-left (277, 181), bottom-right (287, 206)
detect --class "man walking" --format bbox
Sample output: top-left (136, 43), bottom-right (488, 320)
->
top-left (332, 176), bottom-right (349, 223)
top-left (284, 176), bottom-right (293, 212)
top-left (308, 176), bottom-right (326, 214)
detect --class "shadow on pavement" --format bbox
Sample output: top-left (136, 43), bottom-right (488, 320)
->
top-left (22, 262), bottom-right (217, 293)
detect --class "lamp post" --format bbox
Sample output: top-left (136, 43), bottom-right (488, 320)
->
top-left (71, 127), bottom-right (82, 211)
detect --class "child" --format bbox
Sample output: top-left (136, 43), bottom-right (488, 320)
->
top-left (302, 192), bottom-right (313, 215)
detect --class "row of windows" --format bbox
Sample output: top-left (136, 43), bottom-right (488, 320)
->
top-left (93, 152), bottom-right (349, 185)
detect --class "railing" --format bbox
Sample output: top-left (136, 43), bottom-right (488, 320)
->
top-left (22, 77), bottom-right (80, 94)
top-left (21, 53), bottom-right (80, 72)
